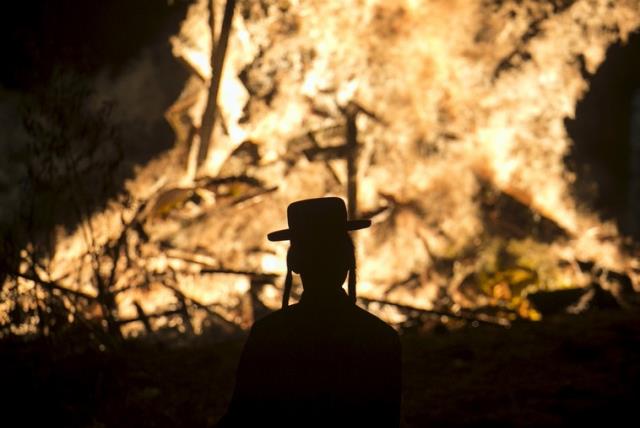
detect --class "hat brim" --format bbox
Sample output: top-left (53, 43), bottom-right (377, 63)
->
top-left (267, 219), bottom-right (372, 242)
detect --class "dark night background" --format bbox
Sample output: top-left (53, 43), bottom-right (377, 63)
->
top-left (1, 1), bottom-right (639, 427)
top-left (0, 0), bottom-right (189, 171)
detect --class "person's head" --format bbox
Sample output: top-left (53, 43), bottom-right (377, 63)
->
top-left (287, 231), bottom-right (355, 293)
top-left (267, 197), bottom-right (370, 307)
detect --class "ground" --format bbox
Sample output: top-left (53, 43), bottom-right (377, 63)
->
top-left (2, 308), bottom-right (639, 427)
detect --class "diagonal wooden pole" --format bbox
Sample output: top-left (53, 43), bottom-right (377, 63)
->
top-left (344, 102), bottom-right (359, 219)
top-left (197, 0), bottom-right (237, 169)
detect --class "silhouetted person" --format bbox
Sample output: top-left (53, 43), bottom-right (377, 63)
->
top-left (217, 197), bottom-right (401, 427)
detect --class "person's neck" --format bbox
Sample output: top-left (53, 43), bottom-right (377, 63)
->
top-left (299, 285), bottom-right (347, 305)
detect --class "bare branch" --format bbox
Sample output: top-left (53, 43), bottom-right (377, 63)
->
top-left (8, 271), bottom-right (96, 300)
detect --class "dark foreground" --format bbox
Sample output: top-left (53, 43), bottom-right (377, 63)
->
top-left (3, 309), bottom-right (639, 428)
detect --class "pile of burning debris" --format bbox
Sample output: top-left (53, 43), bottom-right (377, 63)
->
top-left (2, 0), bottom-right (640, 342)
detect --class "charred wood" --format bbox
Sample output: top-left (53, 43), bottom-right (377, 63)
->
top-left (358, 296), bottom-right (511, 327)
top-left (117, 308), bottom-right (184, 327)
top-left (199, 267), bottom-right (278, 283)
top-left (343, 102), bottom-right (360, 219)
top-left (175, 292), bottom-right (194, 335)
top-left (198, 0), bottom-right (237, 165)
top-left (8, 271), bottom-right (96, 301)
top-left (476, 176), bottom-right (568, 242)
top-left (163, 282), bottom-right (241, 333)
top-left (133, 301), bottom-right (153, 334)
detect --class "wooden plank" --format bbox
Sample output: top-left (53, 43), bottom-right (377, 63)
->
top-left (197, 0), bottom-right (237, 166)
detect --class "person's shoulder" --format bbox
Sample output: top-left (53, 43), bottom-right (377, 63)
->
top-left (250, 303), bottom-right (303, 332)
top-left (350, 304), bottom-right (399, 341)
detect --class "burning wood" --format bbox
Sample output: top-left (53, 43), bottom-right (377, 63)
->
top-left (197, 0), bottom-right (237, 167)
top-left (359, 296), bottom-right (511, 328)
top-left (2, 0), bottom-right (640, 340)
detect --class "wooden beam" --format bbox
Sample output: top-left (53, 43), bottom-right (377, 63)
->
top-left (197, 0), bottom-right (237, 166)
top-left (9, 271), bottom-right (95, 300)
top-left (358, 297), bottom-right (511, 327)
top-left (133, 301), bottom-right (153, 334)
top-left (344, 103), bottom-right (359, 219)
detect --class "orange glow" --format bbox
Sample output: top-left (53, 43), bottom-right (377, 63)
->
top-left (2, 0), bottom-right (639, 337)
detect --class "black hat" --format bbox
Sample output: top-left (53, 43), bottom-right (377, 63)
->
top-left (267, 197), bottom-right (371, 242)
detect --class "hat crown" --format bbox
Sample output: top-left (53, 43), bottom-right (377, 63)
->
top-left (287, 197), bottom-right (347, 240)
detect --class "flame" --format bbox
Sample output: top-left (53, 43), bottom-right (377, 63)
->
top-left (3, 0), bottom-right (639, 337)
top-left (162, 0), bottom-right (639, 322)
